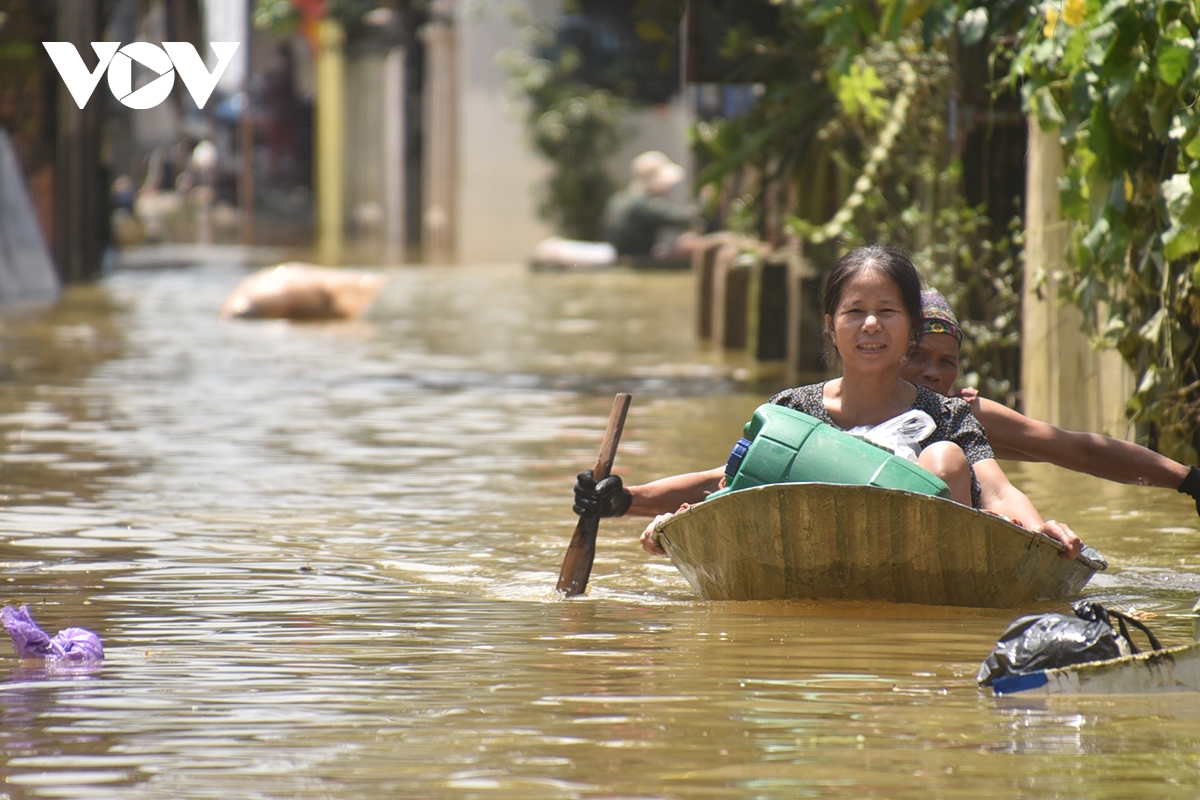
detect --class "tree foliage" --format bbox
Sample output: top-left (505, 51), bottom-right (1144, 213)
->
top-left (253, 0), bottom-right (423, 42)
top-left (697, 0), bottom-right (1200, 451)
top-left (502, 35), bottom-right (629, 241)
top-left (695, 1), bottom-right (1025, 398)
top-left (1012, 0), bottom-right (1200, 460)
top-left (503, 1), bottom-right (682, 240)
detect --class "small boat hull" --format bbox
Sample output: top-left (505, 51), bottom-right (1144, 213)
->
top-left (992, 642), bottom-right (1200, 695)
top-left (653, 482), bottom-right (1104, 608)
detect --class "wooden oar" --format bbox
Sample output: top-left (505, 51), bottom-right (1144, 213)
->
top-left (556, 392), bottom-right (632, 597)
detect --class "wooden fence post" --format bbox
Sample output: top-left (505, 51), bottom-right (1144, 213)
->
top-left (54, 0), bottom-right (105, 282)
top-left (745, 251), bottom-right (789, 367)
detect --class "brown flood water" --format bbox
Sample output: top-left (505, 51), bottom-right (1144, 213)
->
top-left (1, 255), bottom-right (1200, 799)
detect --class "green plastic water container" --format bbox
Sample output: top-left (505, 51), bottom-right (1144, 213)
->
top-left (708, 403), bottom-right (950, 500)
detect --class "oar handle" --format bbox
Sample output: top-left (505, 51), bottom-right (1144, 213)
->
top-left (590, 393), bottom-right (632, 482)
top-left (556, 393), bottom-right (632, 597)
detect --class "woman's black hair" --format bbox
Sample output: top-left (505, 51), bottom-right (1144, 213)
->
top-left (820, 244), bottom-right (923, 361)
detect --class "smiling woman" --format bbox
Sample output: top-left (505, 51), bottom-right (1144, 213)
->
top-left (768, 245), bottom-right (985, 509)
top-left (765, 246), bottom-right (1082, 558)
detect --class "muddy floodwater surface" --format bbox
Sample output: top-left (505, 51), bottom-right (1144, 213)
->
top-left (1, 255), bottom-right (1200, 799)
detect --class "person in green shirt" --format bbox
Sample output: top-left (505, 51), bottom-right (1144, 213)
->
top-left (601, 150), bottom-right (699, 260)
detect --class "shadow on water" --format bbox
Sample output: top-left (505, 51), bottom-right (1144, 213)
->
top-left (0, 257), bottom-right (1197, 798)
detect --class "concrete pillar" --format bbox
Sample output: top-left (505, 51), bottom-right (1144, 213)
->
top-left (784, 252), bottom-right (826, 387)
top-left (0, 130), bottom-right (61, 304)
top-left (1022, 119), bottom-right (1136, 439)
top-left (315, 18), bottom-right (346, 265)
top-left (239, 102), bottom-right (255, 244)
top-left (345, 51), bottom-right (385, 256)
top-left (421, 2), bottom-right (457, 263)
top-left (238, 2), bottom-right (255, 245)
top-left (711, 243), bottom-right (749, 351)
top-left (383, 47), bottom-right (406, 262)
top-left (692, 236), bottom-right (725, 341)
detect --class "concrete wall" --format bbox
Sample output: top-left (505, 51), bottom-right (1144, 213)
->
top-left (345, 51), bottom-right (388, 249)
top-left (455, 1), bottom-right (692, 265)
top-left (1022, 119), bottom-right (1137, 440)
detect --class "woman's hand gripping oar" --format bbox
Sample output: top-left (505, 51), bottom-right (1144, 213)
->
top-left (557, 393), bottom-right (632, 597)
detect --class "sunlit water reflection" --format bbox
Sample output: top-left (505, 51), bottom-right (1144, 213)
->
top-left (1, 256), bottom-right (1199, 798)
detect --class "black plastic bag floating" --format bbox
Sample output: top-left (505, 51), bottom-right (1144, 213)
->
top-left (977, 600), bottom-right (1163, 690)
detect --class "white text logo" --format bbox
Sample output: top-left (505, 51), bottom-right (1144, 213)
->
top-left (43, 41), bottom-right (240, 110)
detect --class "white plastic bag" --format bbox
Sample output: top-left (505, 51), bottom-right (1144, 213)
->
top-left (847, 409), bottom-right (936, 462)
top-left (530, 237), bottom-right (618, 268)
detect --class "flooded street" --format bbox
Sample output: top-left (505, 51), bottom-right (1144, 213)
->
top-left (2, 254), bottom-right (1200, 798)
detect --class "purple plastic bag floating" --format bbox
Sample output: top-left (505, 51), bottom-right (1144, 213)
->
top-left (1, 605), bottom-right (103, 663)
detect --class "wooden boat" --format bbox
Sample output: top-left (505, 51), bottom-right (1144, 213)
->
top-left (652, 482), bottom-right (1107, 608)
top-left (990, 641), bottom-right (1200, 695)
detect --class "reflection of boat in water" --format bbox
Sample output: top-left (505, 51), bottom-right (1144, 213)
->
top-left (652, 482), bottom-right (1107, 608)
top-left (990, 640), bottom-right (1200, 695)
top-left (528, 237), bottom-right (690, 272)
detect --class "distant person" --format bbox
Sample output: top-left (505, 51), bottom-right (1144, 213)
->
top-left (111, 175), bottom-right (135, 212)
top-left (110, 175), bottom-right (141, 247)
top-left (903, 289), bottom-right (1200, 516)
top-left (601, 150), bottom-right (699, 261)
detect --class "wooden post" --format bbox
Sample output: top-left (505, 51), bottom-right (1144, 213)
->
top-left (1022, 119), bottom-right (1135, 439)
top-left (53, 0), bottom-right (105, 282)
top-left (315, 18), bottom-right (346, 265)
top-left (421, 2), bottom-right (457, 264)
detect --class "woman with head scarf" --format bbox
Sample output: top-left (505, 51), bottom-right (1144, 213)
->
top-left (904, 289), bottom-right (1200, 517)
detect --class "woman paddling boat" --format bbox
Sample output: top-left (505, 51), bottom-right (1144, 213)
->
top-left (573, 245), bottom-right (1084, 559)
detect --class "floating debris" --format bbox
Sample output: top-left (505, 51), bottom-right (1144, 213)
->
top-left (219, 262), bottom-right (385, 321)
top-left (1, 604), bottom-right (103, 663)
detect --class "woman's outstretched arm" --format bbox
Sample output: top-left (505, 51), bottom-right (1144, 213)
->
top-left (972, 395), bottom-right (1190, 490)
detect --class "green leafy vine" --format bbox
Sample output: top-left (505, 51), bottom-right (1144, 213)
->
top-left (1012, 0), bottom-right (1200, 460)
